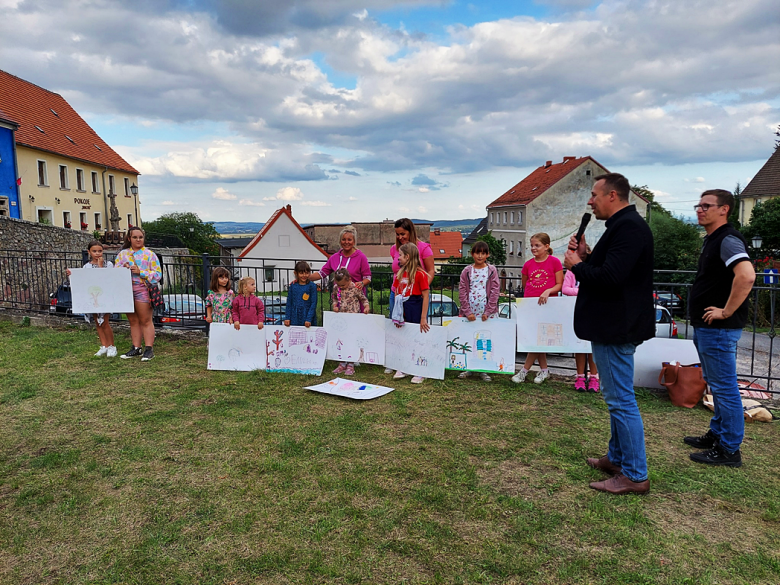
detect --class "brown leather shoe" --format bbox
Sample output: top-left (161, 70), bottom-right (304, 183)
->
top-left (589, 473), bottom-right (650, 495)
top-left (586, 455), bottom-right (622, 475)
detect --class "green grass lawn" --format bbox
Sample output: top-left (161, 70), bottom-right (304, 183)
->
top-left (0, 320), bottom-right (778, 584)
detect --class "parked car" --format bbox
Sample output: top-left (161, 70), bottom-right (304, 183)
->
top-left (427, 293), bottom-right (459, 325)
top-left (49, 281), bottom-right (73, 316)
top-left (259, 295), bottom-right (287, 325)
top-left (159, 294), bottom-right (205, 329)
top-left (655, 304), bottom-right (679, 338)
top-left (497, 302), bottom-right (516, 320)
top-left (653, 291), bottom-right (683, 314)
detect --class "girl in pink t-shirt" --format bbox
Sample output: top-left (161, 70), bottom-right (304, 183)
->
top-left (513, 233), bottom-right (563, 385)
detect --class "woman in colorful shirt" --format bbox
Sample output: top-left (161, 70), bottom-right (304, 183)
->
top-left (310, 226), bottom-right (372, 291)
top-left (114, 227), bottom-right (162, 361)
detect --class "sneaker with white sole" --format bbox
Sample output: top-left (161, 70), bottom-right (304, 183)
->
top-left (410, 376), bottom-right (425, 384)
top-left (141, 347), bottom-right (155, 361)
top-left (106, 346), bottom-right (117, 358)
top-left (393, 370), bottom-right (407, 380)
top-left (384, 367), bottom-right (394, 374)
top-left (458, 371), bottom-right (471, 379)
top-left (94, 346), bottom-right (108, 357)
top-left (120, 347), bottom-right (142, 359)
top-left (511, 369), bottom-right (527, 384)
top-left (534, 370), bottom-right (549, 384)
top-left (479, 373), bottom-right (492, 382)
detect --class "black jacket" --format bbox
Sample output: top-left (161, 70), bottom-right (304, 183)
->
top-left (571, 205), bottom-right (655, 344)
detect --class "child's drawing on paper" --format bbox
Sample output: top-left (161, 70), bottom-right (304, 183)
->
top-left (266, 325), bottom-right (327, 375)
top-left (538, 323), bottom-right (564, 347)
top-left (323, 312), bottom-right (386, 365)
top-left (88, 285), bottom-right (103, 308)
top-left (207, 323), bottom-right (267, 371)
top-left (445, 318), bottom-right (516, 374)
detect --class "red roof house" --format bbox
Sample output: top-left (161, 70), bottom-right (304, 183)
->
top-left (429, 229), bottom-right (463, 260)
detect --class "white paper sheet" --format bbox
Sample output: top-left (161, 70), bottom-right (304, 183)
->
top-left (207, 323), bottom-right (267, 371)
top-left (384, 320), bottom-right (447, 380)
top-left (265, 325), bottom-right (328, 375)
top-left (515, 296), bottom-right (591, 354)
top-left (633, 337), bottom-right (700, 389)
top-left (323, 311), bottom-right (386, 365)
top-left (305, 378), bottom-right (394, 400)
top-left (443, 317), bottom-right (516, 374)
top-left (70, 267), bottom-right (134, 315)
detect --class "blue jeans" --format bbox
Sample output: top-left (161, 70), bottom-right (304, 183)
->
top-left (591, 342), bottom-right (648, 482)
top-left (693, 327), bottom-right (744, 452)
top-left (389, 291), bottom-right (395, 316)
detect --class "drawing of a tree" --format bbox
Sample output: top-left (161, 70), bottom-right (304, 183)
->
top-left (460, 342), bottom-right (472, 353)
top-left (272, 330), bottom-right (284, 351)
top-left (446, 337), bottom-right (461, 351)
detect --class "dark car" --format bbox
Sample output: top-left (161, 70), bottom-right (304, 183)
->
top-left (159, 294), bottom-right (206, 329)
top-left (49, 281), bottom-right (73, 315)
top-left (653, 291), bottom-right (683, 313)
top-left (260, 296), bottom-right (287, 325)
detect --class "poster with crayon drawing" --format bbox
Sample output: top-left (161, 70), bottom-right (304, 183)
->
top-left (305, 378), bottom-right (394, 400)
top-left (323, 311), bottom-right (386, 365)
top-left (207, 323), bottom-right (267, 371)
top-left (70, 267), bottom-right (134, 315)
top-left (384, 320), bottom-right (447, 380)
top-left (444, 317), bottom-right (516, 374)
top-left (514, 296), bottom-right (591, 354)
top-left (265, 325), bottom-right (328, 375)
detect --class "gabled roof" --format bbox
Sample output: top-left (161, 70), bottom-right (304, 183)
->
top-left (0, 69), bottom-right (138, 174)
top-left (237, 205), bottom-right (329, 259)
top-left (742, 148), bottom-right (780, 199)
top-left (430, 231), bottom-right (463, 259)
top-left (487, 156), bottom-right (649, 209)
top-left (463, 217), bottom-right (488, 245)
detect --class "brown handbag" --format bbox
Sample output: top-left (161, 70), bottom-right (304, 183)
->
top-left (658, 362), bottom-right (707, 408)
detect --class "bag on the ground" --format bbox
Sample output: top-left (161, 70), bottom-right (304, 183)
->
top-left (658, 362), bottom-right (706, 408)
top-left (144, 280), bottom-right (164, 309)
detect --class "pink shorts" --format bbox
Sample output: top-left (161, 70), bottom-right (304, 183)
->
top-left (132, 281), bottom-right (150, 303)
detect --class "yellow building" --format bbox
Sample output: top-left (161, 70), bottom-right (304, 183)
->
top-left (0, 69), bottom-right (141, 231)
top-left (739, 148), bottom-right (780, 225)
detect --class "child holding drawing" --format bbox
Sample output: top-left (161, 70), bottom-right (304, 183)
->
top-left (390, 243), bottom-right (430, 384)
top-left (205, 266), bottom-right (234, 324)
top-left (232, 277), bottom-right (265, 330)
top-left (332, 267), bottom-right (369, 376)
top-left (66, 240), bottom-right (116, 357)
top-left (457, 240), bottom-right (501, 381)
top-left (562, 255), bottom-right (599, 392)
top-left (285, 261), bottom-right (318, 328)
top-left (512, 233), bottom-right (563, 385)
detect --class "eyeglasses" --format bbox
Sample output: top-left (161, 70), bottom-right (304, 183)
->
top-left (693, 203), bottom-right (722, 212)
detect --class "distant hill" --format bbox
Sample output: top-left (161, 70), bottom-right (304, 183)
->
top-left (212, 222), bottom-right (265, 235)
top-left (211, 218), bottom-right (484, 236)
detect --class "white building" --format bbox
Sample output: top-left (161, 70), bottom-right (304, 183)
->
top-left (235, 204), bottom-right (329, 294)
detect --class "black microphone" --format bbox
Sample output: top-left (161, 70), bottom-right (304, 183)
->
top-left (575, 212), bottom-right (591, 244)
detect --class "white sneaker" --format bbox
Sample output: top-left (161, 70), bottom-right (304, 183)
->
top-left (393, 370), bottom-right (407, 380)
top-left (106, 346), bottom-right (117, 358)
top-left (534, 370), bottom-right (549, 384)
top-left (479, 373), bottom-right (492, 382)
top-left (511, 370), bottom-right (527, 384)
top-left (94, 346), bottom-right (108, 357)
top-left (410, 376), bottom-right (425, 384)
top-left (384, 367), bottom-right (394, 374)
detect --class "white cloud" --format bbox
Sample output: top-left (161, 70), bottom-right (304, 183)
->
top-left (417, 206), bottom-right (427, 213)
top-left (348, 196), bottom-right (358, 201)
top-left (276, 186), bottom-right (304, 201)
top-left (239, 199), bottom-right (265, 206)
top-left (399, 206), bottom-right (410, 212)
top-left (695, 177), bottom-right (705, 183)
top-left (161, 200), bottom-right (175, 205)
top-left (300, 200), bottom-right (331, 206)
top-left (211, 187), bottom-right (237, 200)
top-left (417, 187), bottom-right (429, 193)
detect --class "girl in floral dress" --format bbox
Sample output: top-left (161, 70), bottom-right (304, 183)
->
top-left (205, 266), bottom-right (234, 324)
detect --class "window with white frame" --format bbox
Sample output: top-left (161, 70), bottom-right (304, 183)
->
top-left (79, 212), bottom-right (88, 230)
top-left (124, 177), bottom-right (130, 197)
top-left (489, 212), bottom-right (493, 225)
top-left (510, 211), bottom-right (514, 224)
top-left (508, 240), bottom-right (514, 255)
top-left (503, 211), bottom-right (507, 223)
top-left (94, 212), bottom-right (102, 231)
top-left (265, 265), bottom-right (276, 282)
top-left (63, 211), bottom-right (72, 228)
top-left (91, 171), bottom-right (100, 193)
top-left (108, 175), bottom-right (116, 195)
top-left (518, 241), bottom-right (522, 256)
top-left (517, 210), bottom-right (523, 224)
top-left (127, 214), bottom-right (133, 228)
top-left (59, 165), bottom-right (69, 189)
top-left (76, 169), bottom-right (85, 192)
top-left (37, 160), bottom-right (48, 186)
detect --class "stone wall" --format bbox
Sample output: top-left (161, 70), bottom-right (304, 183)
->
top-left (0, 215), bottom-right (95, 252)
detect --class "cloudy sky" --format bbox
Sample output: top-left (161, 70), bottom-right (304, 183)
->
top-left (1, 0), bottom-right (778, 224)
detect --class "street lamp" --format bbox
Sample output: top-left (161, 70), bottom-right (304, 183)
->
top-left (752, 233), bottom-right (763, 250)
top-left (130, 183), bottom-right (139, 227)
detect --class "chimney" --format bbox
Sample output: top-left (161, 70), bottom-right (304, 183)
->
top-left (434, 228), bottom-right (441, 235)
top-left (544, 161), bottom-right (552, 168)
top-left (563, 156), bottom-right (575, 163)
top-left (286, 204), bottom-right (291, 212)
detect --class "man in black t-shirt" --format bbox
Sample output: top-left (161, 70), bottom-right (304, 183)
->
top-left (685, 189), bottom-right (755, 467)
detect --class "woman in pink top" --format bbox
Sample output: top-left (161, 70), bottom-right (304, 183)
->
top-left (310, 226), bottom-right (371, 291)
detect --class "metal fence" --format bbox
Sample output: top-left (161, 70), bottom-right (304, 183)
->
top-left (1, 249), bottom-right (776, 394)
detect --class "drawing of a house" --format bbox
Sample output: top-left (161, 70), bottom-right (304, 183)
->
top-left (474, 331), bottom-right (492, 362)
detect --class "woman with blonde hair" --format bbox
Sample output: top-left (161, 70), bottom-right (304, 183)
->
top-left (310, 225), bottom-right (372, 291)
